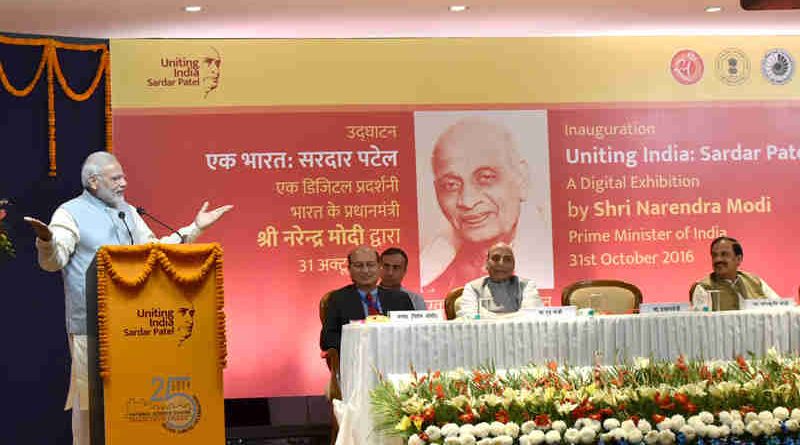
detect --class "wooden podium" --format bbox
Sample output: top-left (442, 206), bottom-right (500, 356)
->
top-left (86, 243), bottom-right (226, 445)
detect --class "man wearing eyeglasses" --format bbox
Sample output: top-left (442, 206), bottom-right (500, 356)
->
top-left (379, 247), bottom-right (426, 310)
top-left (320, 245), bottom-right (414, 351)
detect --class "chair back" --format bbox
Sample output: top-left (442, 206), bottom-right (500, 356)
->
top-left (318, 291), bottom-right (341, 401)
top-left (561, 280), bottom-right (642, 314)
top-left (319, 291), bottom-right (332, 324)
top-left (444, 286), bottom-right (464, 320)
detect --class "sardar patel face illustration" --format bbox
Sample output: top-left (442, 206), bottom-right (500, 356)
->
top-left (432, 117), bottom-right (530, 245)
top-left (201, 47), bottom-right (222, 98)
top-left (176, 302), bottom-right (196, 346)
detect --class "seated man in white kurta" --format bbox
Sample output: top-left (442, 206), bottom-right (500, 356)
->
top-left (456, 242), bottom-right (542, 319)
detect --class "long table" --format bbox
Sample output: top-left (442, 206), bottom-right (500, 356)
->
top-left (335, 309), bottom-right (800, 445)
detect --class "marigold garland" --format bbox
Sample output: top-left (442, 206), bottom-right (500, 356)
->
top-left (0, 46), bottom-right (47, 96)
top-left (215, 254), bottom-right (228, 369)
top-left (96, 250), bottom-right (110, 378)
top-left (0, 34), bottom-right (112, 176)
top-left (96, 243), bottom-right (228, 378)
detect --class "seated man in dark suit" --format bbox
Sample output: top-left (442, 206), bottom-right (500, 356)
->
top-left (320, 245), bottom-right (414, 351)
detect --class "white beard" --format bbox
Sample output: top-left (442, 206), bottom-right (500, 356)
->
top-left (95, 187), bottom-right (125, 209)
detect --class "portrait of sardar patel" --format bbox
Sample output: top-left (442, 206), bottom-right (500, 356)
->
top-left (201, 47), bottom-right (222, 98)
top-left (176, 301), bottom-right (196, 346)
top-left (414, 111), bottom-right (555, 298)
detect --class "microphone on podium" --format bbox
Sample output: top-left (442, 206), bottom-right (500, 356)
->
top-left (134, 206), bottom-right (186, 244)
top-left (117, 211), bottom-right (134, 245)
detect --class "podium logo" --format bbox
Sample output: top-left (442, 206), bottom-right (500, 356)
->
top-left (127, 302), bottom-right (195, 345)
top-left (147, 47), bottom-right (222, 98)
top-left (125, 376), bottom-right (201, 433)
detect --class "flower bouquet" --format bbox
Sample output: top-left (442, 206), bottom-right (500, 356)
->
top-left (371, 349), bottom-right (800, 445)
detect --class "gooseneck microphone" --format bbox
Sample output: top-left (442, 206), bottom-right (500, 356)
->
top-left (117, 211), bottom-right (134, 245)
top-left (134, 206), bottom-right (186, 244)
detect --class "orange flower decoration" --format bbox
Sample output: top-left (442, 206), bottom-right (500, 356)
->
top-left (496, 409), bottom-right (510, 424)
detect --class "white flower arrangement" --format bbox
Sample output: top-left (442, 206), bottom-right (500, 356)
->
top-left (372, 353), bottom-right (800, 445)
top-left (521, 421), bottom-right (537, 435)
top-left (602, 418), bottom-right (620, 431)
top-left (442, 423), bottom-right (461, 437)
top-left (425, 426), bottom-right (442, 441)
top-left (504, 422), bottom-right (520, 438)
top-left (563, 428), bottom-right (580, 444)
top-left (404, 410), bottom-right (800, 445)
top-left (474, 423), bottom-right (491, 439)
top-left (544, 430), bottom-right (561, 444)
top-left (529, 430), bottom-right (545, 445)
top-left (497, 436), bottom-right (514, 445)
top-left (409, 434), bottom-right (425, 445)
top-left (627, 428), bottom-right (643, 443)
top-left (578, 427), bottom-right (596, 444)
top-left (775, 407), bottom-right (791, 421)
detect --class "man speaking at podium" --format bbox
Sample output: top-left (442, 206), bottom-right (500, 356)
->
top-left (24, 151), bottom-right (232, 445)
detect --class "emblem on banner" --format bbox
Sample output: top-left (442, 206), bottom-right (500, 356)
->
top-left (124, 376), bottom-right (202, 433)
top-left (670, 49), bottom-right (704, 85)
top-left (148, 47), bottom-right (222, 98)
top-left (761, 48), bottom-right (794, 85)
top-left (715, 48), bottom-right (750, 86)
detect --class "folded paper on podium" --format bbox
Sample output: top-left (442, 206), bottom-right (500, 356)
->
top-left (95, 243), bottom-right (226, 445)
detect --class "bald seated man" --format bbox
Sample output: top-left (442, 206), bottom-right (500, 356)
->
top-left (456, 242), bottom-right (543, 319)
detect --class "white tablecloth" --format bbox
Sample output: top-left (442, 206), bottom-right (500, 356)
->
top-left (336, 309), bottom-right (800, 445)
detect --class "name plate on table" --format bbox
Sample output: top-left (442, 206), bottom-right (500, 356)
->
top-left (389, 310), bottom-right (444, 322)
top-left (639, 302), bottom-right (690, 314)
top-left (739, 298), bottom-right (796, 310)
top-left (523, 306), bottom-right (577, 318)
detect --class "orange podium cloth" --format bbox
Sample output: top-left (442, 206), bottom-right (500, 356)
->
top-left (96, 243), bottom-right (226, 444)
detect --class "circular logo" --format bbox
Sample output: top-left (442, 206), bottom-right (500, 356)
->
top-left (761, 48), bottom-right (794, 85)
top-left (163, 394), bottom-right (201, 433)
top-left (671, 49), bottom-right (704, 85)
top-left (715, 48), bottom-right (750, 86)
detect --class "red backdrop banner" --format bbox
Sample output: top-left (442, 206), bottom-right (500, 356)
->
top-left (115, 105), bottom-right (800, 397)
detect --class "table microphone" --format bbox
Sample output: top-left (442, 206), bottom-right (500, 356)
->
top-left (117, 211), bottom-right (134, 245)
top-left (134, 206), bottom-right (186, 244)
